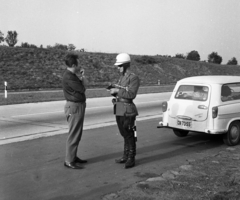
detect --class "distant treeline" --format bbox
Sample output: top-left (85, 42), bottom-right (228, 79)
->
top-left (0, 30), bottom-right (238, 65)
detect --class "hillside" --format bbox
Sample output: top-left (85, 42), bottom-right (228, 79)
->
top-left (0, 46), bottom-right (240, 91)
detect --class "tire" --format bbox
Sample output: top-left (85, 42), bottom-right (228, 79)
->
top-left (223, 121), bottom-right (240, 146)
top-left (173, 129), bottom-right (189, 137)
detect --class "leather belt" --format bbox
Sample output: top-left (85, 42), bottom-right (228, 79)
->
top-left (117, 98), bottom-right (133, 103)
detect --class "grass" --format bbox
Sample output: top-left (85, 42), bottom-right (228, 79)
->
top-left (1, 46), bottom-right (240, 105)
top-left (0, 85), bottom-right (175, 105)
top-left (1, 46), bottom-right (240, 92)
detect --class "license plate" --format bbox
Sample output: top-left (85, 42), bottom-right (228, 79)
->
top-left (177, 119), bottom-right (192, 128)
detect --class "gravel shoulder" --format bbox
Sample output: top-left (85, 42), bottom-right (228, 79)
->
top-left (102, 145), bottom-right (240, 200)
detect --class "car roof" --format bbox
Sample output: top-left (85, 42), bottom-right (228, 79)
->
top-left (178, 76), bottom-right (240, 84)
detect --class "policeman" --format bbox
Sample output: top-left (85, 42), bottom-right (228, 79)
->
top-left (110, 53), bottom-right (140, 168)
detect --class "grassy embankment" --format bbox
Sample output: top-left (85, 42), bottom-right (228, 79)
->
top-left (0, 85), bottom-right (175, 105)
top-left (0, 46), bottom-right (240, 105)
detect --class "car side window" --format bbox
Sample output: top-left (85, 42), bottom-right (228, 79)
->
top-left (175, 85), bottom-right (209, 101)
top-left (221, 83), bottom-right (240, 102)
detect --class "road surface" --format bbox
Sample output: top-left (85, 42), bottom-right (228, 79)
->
top-left (0, 93), bottom-right (225, 200)
top-left (0, 93), bottom-right (171, 145)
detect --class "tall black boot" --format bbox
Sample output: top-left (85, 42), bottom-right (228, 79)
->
top-left (125, 138), bottom-right (136, 169)
top-left (115, 139), bottom-right (129, 164)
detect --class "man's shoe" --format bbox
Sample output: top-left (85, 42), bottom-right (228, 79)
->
top-left (75, 157), bottom-right (88, 164)
top-left (64, 162), bottom-right (83, 169)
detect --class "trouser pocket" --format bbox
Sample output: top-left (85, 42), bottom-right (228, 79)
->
top-left (64, 104), bottom-right (79, 121)
top-left (123, 116), bottom-right (135, 130)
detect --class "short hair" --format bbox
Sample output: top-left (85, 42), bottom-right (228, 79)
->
top-left (65, 54), bottom-right (78, 67)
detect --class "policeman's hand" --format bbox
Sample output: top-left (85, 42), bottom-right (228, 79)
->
top-left (80, 69), bottom-right (85, 76)
top-left (106, 83), bottom-right (114, 90)
top-left (110, 88), bottom-right (119, 95)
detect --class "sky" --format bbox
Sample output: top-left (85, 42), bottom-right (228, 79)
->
top-left (0, 0), bottom-right (240, 64)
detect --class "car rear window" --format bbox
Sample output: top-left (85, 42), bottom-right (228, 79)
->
top-left (221, 83), bottom-right (240, 102)
top-left (175, 85), bottom-right (209, 101)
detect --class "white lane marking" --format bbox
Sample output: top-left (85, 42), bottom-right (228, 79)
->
top-left (10, 100), bottom-right (166, 118)
top-left (11, 111), bottom-right (63, 117)
top-left (0, 114), bottom-right (163, 145)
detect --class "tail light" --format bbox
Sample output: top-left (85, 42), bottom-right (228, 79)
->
top-left (162, 101), bottom-right (168, 112)
top-left (212, 106), bottom-right (218, 118)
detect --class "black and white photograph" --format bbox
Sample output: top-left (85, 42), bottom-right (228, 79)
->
top-left (0, 0), bottom-right (240, 199)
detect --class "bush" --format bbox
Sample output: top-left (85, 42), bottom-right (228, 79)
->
top-left (175, 53), bottom-right (185, 59)
top-left (21, 42), bottom-right (38, 48)
top-left (227, 57), bottom-right (238, 65)
top-left (186, 50), bottom-right (200, 61)
top-left (135, 55), bottom-right (157, 64)
top-left (208, 52), bottom-right (222, 64)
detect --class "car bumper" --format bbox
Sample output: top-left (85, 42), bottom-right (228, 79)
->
top-left (204, 129), bottom-right (227, 134)
top-left (158, 121), bottom-right (227, 134)
top-left (157, 121), bottom-right (168, 128)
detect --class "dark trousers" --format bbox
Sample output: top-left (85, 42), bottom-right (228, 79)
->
top-left (116, 116), bottom-right (136, 156)
top-left (64, 101), bottom-right (86, 163)
top-left (116, 116), bottom-right (135, 140)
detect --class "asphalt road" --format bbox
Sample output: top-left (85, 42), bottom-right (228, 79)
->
top-left (0, 93), bottom-right (171, 144)
top-left (0, 119), bottom-right (224, 200)
top-left (0, 93), bottom-right (225, 200)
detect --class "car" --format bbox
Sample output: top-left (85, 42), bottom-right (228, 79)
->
top-left (158, 75), bottom-right (240, 146)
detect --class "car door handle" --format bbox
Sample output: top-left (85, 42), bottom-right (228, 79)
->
top-left (198, 105), bottom-right (208, 109)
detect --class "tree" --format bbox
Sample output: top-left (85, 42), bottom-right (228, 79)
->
top-left (5, 31), bottom-right (18, 47)
top-left (227, 57), bottom-right (238, 65)
top-left (175, 53), bottom-right (185, 59)
top-left (0, 31), bottom-right (4, 44)
top-left (29, 44), bottom-right (37, 48)
top-left (68, 44), bottom-right (76, 51)
top-left (21, 42), bottom-right (37, 48)
top-left (21, 42), bottom-right (29, 48)
top-left (53, 43), bottom-right (68, 50)
top-left (186, 50), bottom-right (200, 61)
top-left (208, 52), bottom-right (222, 64)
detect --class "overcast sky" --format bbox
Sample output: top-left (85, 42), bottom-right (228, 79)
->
top-left (1, 0), bottom-right (240, 64)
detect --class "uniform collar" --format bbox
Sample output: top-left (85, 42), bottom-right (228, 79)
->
top-left (67, 68), bottom-right (76, 75)
top-left (124, 69), bottom-right (131, 77)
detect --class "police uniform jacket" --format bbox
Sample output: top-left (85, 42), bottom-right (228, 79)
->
top-left (115, 70), bottom-right (140, 117)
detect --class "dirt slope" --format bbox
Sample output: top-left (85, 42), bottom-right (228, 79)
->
top-left (102, 146), bottom-right (240, 200)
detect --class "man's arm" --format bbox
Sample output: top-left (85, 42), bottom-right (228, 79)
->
top-left (79, 69), bottom-right (87, 87)
top-left (80, 76), bottom-right (87, 86)
top-left (67, 75), bottom-right (86, 93)
top-left (118, 75), bottom-right (140, 99)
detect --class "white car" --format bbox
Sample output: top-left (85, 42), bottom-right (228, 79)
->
top-left (158, 76), bottom-right (240, 146)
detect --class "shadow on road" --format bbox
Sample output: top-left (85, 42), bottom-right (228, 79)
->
top-left (137, 132), bottom-right (223, 165)
top-left (86, 132), bottom-right (223, 166)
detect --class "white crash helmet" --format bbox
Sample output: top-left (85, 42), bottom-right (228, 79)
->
top-left (114, 53), bottom-right (131, 66)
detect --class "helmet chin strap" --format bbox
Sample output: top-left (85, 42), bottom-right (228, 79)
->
top-left (121, 64), bottom-right (129, 75)
top-left (122, 67), bottom-right (126, 75)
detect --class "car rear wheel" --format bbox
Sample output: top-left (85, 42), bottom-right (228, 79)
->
top-left (173, 129), bottom-right (189, 137)
top-left (223, 121), bottom-right (240, 146)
